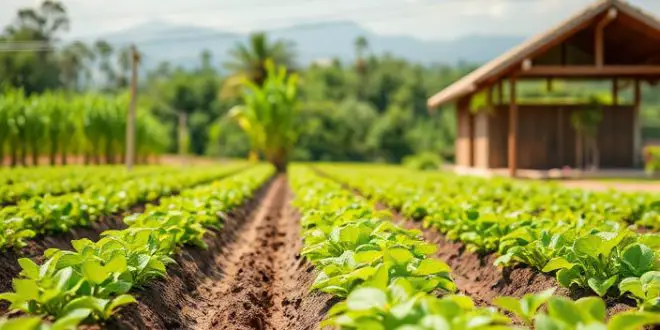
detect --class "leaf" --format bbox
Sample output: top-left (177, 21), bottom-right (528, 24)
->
top-left (104, 294), bottom-right (137, 319)
top-left (547, 297), bottom-right (582, 326)
top-left (413, 258), bottom-right (451, 276)
top-left (542, 257), bottom-right (575, 272)
top-left (104, 255), bottom-right (128, 274)
top-left (622, 244), bottom-right (655, 276)
top-left (607, 311), bottom-right (660, 330)
top-left (0, 316), bottom-right (43, 330)
top-left (13, 279), bottom-right (39, 301)
top-left (62, 296), bottom-right (109, 316)
top-left (388, 248), bottom-right (414, 265)
top-left (346, 287), bottom-right (388, 311)
top-left (82, 260), bottom-right (109, 285)
top-left (619, 278), bottom-right (644, 298)
top-left (17, 258), bottom-right (40, 280)
top-left (574, 236), bottom-right (603, 259)
top-left (575, 297), bottom-right (606, 323)
top-left (588, 275), bottom-right (618, 297)
top-left (52, 308), bottom-right (92, 330)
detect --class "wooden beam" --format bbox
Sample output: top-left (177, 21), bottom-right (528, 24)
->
top-left (508, 76), bottom-right (518, 178)
top-left (595, 8), bottom-right (618, 67)
top-left (633, 79), bottom-right (642, 167)
top-left (519, 65), bottom-right (660, 78)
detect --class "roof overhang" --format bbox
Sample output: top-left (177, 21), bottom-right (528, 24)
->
top-left (427, 0), bottom-right (660, 109)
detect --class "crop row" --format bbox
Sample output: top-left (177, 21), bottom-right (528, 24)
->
top-left (0, 166), bottom-right (119, 186)
top-left (290, 166), bottom-right (660, 329)
top-left (0, 166), bottom-right (178, 205)
top-left (0, 164), bottom-right (274, 330)
top-left (0, 163), bottom-right (248, 250)
top-left (317, 164), bottom-right (660, 310)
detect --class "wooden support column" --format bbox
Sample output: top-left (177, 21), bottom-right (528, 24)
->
top-left (633, 79), bottom-right (642, 167)
top-left (508, 77), bottom-right (518, 177)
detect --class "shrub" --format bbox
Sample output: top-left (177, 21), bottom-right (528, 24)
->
top-left (403, 152), bottom-right (442, 171)
top-left (644, 146), bottom-right (660, 176)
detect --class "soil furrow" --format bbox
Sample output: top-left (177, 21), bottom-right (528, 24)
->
top-left (199, 175), bottom-right (335, 330)
top-left (108, 175), bottom-right (333, 330)
top-left (0, 172), bottom-right (246, 316)
top-left (384, 205), bottom-right (635, 317)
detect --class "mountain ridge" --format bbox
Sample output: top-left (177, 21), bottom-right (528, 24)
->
top-left (89, 20), bottom-right (525, 69)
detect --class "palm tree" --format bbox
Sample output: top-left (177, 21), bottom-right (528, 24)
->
top-left (229, 61), bottom-right (299, 172)
top-left (224, 32), bottom-right (296, 87)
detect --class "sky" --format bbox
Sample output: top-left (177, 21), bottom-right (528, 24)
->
top-left (2, 0), bottom-right (660, 41)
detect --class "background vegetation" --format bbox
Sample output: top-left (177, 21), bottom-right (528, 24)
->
top-left (2, 0), bottom-right (660, 166)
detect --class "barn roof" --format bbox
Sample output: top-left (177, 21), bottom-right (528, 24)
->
top-left (427, 0), bottom-right (660, 109)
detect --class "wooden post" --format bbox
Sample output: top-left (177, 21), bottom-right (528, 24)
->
top-left (633, 79), bottom-right (642, 167)
top-left (125, 44), bottom-right (139, 171)
top-left (508, 76), bottom-right (518, 177)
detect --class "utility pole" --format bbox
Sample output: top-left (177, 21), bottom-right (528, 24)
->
top-left (126, 44), bottom-right (139, 171)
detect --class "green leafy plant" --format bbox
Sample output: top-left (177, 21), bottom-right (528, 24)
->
top-left (229, 60), bottom-right (299, 172)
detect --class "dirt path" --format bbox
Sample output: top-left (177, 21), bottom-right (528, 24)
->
top-left (110, 175), bottom-right (333, 330)
top-left (561, 180), bottom-right (660, 192)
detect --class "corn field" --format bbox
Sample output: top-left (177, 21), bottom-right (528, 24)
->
top-left (0, 89), bottom-right (169, 167)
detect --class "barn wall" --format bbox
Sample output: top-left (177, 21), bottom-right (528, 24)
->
top-left (488, 106), bottom-right (509, 168)
top-left (473, 112), bottom-right (490, 168)
top-left (455, 100), bottom-right (474, 167)
top-left (487, 104), bottom-right (634, 169)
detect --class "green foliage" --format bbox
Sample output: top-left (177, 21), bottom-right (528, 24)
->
top-left (0, 90), bottom-right (170, 166)
top-left (0, 164), bottom-right (274, 327)
top-left (318, 164), bottom-right (660, 302)
top-left (0, 164), bottom-right (247, 250)
top-left (403, 152), bottom-right (442, 171)
top-left (230, 61), bottom-right (299, 171)
top-left (644, 146), bottom-right (660, 176)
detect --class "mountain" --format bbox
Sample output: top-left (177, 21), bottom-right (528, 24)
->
top-left (89, 20), bottom-right (524, 70)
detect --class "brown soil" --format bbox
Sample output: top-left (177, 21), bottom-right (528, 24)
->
top-left (0, 213), bottom-right (128, 316)
top-left (310, 167), bottom-right (634, 318)
top-left (385, 207), bottom-right (635, 317)
top-left (108, 176), bottom-right (335, 330)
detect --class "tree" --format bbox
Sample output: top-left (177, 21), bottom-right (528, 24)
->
top-left (224, 32), bottom-right (296, 87)
top-left (229, 61), bottom-right (299, 172)
top-left (354, 36), bottom-right (369, 100)
top-left (0, 1), bottom-right (69, 93)
top-left (59, 41), bottom-right (94, 91)
top-left (93, 40), bottom-right (116, 90)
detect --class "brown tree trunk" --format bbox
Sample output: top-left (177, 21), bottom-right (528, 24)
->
top-left (268, 148), bottom-right (288, 173)
top-left (20, 141), bottom-right (27, 166)
top-left (31, 147), bottom-right (39, 166)
top-left (10, 142), bottom-right (18, 167)
top-left (61, 146), bottom-right (68, 166)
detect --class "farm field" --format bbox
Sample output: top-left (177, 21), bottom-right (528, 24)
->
top-left (1, 163), bottom-right (660, 330)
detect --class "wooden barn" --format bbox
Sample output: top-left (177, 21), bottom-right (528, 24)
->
top-left (427, 0), bottom-right (660, 177)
